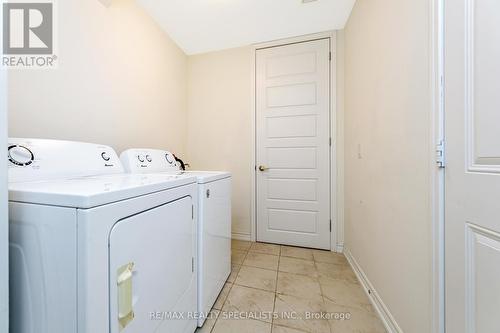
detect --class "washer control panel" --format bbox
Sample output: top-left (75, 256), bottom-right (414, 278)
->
top-left (120, 149), bottom-right (180, 174)
top-left (8, 138), bottom-right (124, 183)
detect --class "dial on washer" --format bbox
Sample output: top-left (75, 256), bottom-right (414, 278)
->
top-left (101, 152), bottom-right (111, 161)
top-left (8, 145), bottom-right (34, 166)
top-left (165, 153), bottom-right (175, 164)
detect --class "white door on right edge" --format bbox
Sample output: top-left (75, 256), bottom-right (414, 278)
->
top-left (445, 1), bottom-right (500, 332)
top-left (256, 38), bottom-right (331, 250)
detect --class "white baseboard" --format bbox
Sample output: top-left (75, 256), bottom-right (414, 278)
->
top-left (335, 243), bottom-right (344, 253)
top-left (231, 232), bottom-right (251, 241)
top-left (344, 247), bottom-right (403, 333)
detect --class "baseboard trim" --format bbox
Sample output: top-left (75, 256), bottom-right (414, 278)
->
top-left (344, 247), bottom-right (403, 333)
top-left (231, 232), bottom-right (252, 241)
top-left (335, 243), bottom-right (344, 253)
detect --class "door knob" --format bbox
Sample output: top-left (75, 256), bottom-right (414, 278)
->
top-left (258, 165), bottom-right (268, 172)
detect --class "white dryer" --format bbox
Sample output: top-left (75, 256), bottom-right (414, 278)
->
top-left (8, 139), bottom-right (198, 333)
top-left (120, 149), bottom-right (231, 327)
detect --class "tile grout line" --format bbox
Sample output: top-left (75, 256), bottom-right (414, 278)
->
top-left (228, 243), bottom-right (280, 333)
top-left (207, 311), bottom-right (217, 333)
top-left (314, 258), bottom-right (327, 299)
top-left (313, 257), bottom-right (336, 333)
top-left (228, 244), bottom-right (356, 331)
top-left (210, 244), bottom-right (250, 332)
top-left (210, 282), bottom-right (234, 333)
top-left (241, 260), bottom-right (279, 268)
top-left (231, 245), bottom-right (250, 285)
top-left (271, 247), bottom-right (283, 333)
top-left (232, 282), bottom-right (276, 294)
top-left (240, 262), bottom-right (279, 271)
top-left (234, 244), bottom-right (281, 295)
top-left (225, 243), bottom-right (380, 333)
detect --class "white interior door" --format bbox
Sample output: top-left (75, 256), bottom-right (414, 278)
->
top-left (445, 1), bottom-right (500, 332)
top-left (256, 38), bottom-right (331, 250)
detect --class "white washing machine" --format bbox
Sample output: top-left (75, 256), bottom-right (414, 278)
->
top-left (8, 139), bottom-right (198, 333)
top-left (120, 149), bottom-right (231, 327)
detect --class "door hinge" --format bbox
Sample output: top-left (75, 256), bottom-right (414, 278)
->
top-left (329, 220), bottom-right (332, 232)
top-left (192, 205), bottom-right (194, 219)
top-left (329, 137), bottom-right (332, 147)
top-left (329, 52), bottom-right (332, 61)
top-left (192, 257), bottom-right (194, 272)
top-left (436, 140), bottom-right (446, 169)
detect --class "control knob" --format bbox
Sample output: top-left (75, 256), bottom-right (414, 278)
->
top-left (101, 152), bottom-right (111, 161)
top-left (165, 153), bottom-right (175, 164)
top-left (8, 145), bottom-right (34, 166)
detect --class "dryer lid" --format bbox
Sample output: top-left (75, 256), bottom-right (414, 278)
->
top-left (9, 173), bottom-right (196, 208)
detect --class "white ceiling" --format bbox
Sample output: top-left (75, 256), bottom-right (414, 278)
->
top-left (137, 0), bottom-right (356, 55)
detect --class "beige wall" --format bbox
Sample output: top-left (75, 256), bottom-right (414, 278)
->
top-left (186, 47), bottom-right (253, 236)
top-left (6, 2), bottom-right (434, 329)
top-left (343, 0), bottom-right (432, 332)
top-left (8, 0), bottom-right (188, 155)
top-left (185, 38), bottom-right (343, 241)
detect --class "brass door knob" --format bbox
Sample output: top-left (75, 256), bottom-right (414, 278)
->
top-left (258, 165), bottom-right (268, 172)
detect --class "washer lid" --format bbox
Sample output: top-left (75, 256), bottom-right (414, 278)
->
top-left (8, 173), bottom-right (197, 208)
top-left (178, 171), bottom-right (231, 184)
top-left (120, 149), bottom-right (231, 183)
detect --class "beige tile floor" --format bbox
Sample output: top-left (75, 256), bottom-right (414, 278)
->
top-left (196, 240), bottom-right (386, 333)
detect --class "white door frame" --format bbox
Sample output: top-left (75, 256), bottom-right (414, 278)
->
top-left (0, 31), bottom-right (9, 333)
top-left (250, 31), bottom-right (339, 252)
top-left (430, 0), bottom-right (445, 332)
